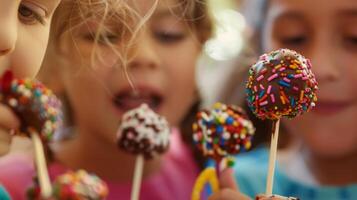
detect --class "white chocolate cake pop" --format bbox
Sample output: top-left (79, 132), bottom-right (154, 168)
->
top-left (117, 104), bottom-right (170, 159)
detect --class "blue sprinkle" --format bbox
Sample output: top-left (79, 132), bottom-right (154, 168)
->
top-left (259, 90), bottom-right (265, 98)
top-left (287, 74), bottom-right (294, 79)
top-left (290, 97), bottom-right (295, 106)
top-left (226, 117), bottom-right (234, 125)
top-left (220, 138), bottom-right (225, 145)
top-left (34, 89), bottom-right (42, 97)
top-left (278, 80), bottom-right (291, 88)
top-left (216, 125), bottom-right (224, 133)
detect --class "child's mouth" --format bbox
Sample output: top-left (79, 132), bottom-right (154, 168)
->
top-left (113, 88), bottom-right (163, 113)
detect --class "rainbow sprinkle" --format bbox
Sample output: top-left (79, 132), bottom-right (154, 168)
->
top-left (192, 102), bottom-right (255, 162)
top-left (246, 49), bottom-right (318, 120)
top-left (0, 70), bottom-right (62, 141)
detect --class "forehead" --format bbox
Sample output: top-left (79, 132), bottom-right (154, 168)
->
top-left (127, 0), bottom-right (182, 17)
top-left (268, 0), bottom-right (357, 21)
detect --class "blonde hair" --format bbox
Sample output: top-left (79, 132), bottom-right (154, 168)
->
top-left (40, 0), bottom-right (213, 84)
top-left (38, 0), bottom-right (213, 120)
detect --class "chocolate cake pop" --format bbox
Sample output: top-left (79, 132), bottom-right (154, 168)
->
top-left (246, 49), bottom-right (318, 120)
top-left (117, 103), bottom-right (170, 159)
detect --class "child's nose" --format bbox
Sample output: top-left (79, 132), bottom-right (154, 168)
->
top-left (0, 4), bottom-right (17, 56)
top-left (309, 47), bottom-right (340, 84)
top-left (128, 34), bottom-right (160, 71)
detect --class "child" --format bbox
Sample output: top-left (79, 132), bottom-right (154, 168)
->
top-left (212, 0), bottom-right (357, 199)
top-left (0, 0), bottom-right (213, 199)
top-left (0, 1), bottom-right (61, 199)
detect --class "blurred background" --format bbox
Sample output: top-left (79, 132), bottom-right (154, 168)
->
top-left (197, 0), bottom-right (246, 106)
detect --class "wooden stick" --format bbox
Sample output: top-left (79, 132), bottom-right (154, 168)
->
top-left (265, 119), bottom-right (280, 196)
top-left (30, 129), bottom-right (52, 198)
top-left (131, 155), bottom-right (144, 200)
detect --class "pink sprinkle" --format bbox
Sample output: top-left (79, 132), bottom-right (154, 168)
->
top-left (254, 86), bottom-right (258, 92)
top-left (293, 86), bottom-right (299, 91)
top-left (294, 74), bottom-right (303, 78)
top-left (259, 101), bottom-right (268, 106)
top-left (279, 67), bottom-right (286, 72)
top-left (270, 94), bottom-right (275, 103)
top-left (257, 75), bottom-right (264, 81)
top-left (267, 85), bottom-right (272, 94)
top-left (283, 77), bottom-right (291, 83)
top-left (307, 59), bottom-right (312, 69)
top-left (260, 84), bottom-right (265, 90)
top-left (302, 77), bottom-right (308, 80)
top-left (268, 73), bottom-right (278, 82)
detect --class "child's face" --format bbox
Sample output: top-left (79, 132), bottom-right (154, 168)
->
top-left (0, 0), bottom-right (60, 78)
top-left (60, 0), bottom-right (201, 143)
top-left (263, 0), bottom-right (357, 158)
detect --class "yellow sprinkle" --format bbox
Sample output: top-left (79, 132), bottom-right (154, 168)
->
top-left (280, 96), bottom-right (286, 105)
top-left (300, 90), bottom-right (304, 101)
top-left (245, 141), bottom-right (252, 149)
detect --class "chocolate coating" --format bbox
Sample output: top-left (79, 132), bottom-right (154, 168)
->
top-left (246, 49), bottom-right (318, 120)
top-left (117, 104), bottom-right (170, 159)
top-left (192, 103), bottom-right (255, 162)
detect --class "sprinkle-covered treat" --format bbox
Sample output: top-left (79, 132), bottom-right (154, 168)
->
top-left (256, 194), bottom-right (300, 200)
top-left (0, 70), bottom-right (61, 141)
top-left (52, 170), bottom-right (108, 200)
top-left (117, 104), bottom-right (170, 159)
top-left (192, 102), bottom-right (255, 163)
top-left (27, 170), bottom-right (108, 200)
top-left (246, 49), bottom-right (318, 120)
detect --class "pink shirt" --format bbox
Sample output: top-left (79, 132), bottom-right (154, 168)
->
top-left (0, 131), bottom-right (198, 200)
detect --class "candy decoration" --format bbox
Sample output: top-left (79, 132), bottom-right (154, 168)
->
top-left (192, 102), bottom-right (255, 163)
top-left (245, 49), bottom-right (318, 196)
top-left (27, 170), bottom-right (109, 200)
top-left (191, 102), bottom-right (255, 200)
top-left (117, 104), bottom-right (170, 200)
top-left (191, 168), bottom-right (219, 200)
top-left (246, 49), bottom-right (318, 120)
top-left (0, 70), bottom-right (62, 141)
top-left (53, 170), bottom-right (108, 200)
top-left (0, 70), bottom-right (62, 198)
top-left (117, 104), bottom-right (170, 159)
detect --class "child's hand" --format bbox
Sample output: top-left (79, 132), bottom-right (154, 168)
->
top-left (208, 168), bottom-right (251, 200)
top-left (0, 103), bottom-right (19, 156)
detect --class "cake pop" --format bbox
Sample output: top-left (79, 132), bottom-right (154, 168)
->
top-left (117, 103), bottom-right (170, 200)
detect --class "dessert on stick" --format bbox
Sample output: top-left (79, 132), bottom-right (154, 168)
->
top-left (117, 103), bottom-right (170, 200)
top-left (27, 170), bottom-right (109, 200)
top-left (52, 170), bottom-right (108, 200)
top-left (0, 70), bottom-right (62, 198)
top-left (246, 49), bottom-right (318, 196)
top-left (191, 102), bottom-right (255, 200)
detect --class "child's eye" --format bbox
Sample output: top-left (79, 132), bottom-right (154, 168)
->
top-left (18, 2), bottom-right (46, 25)
top-left (154, 31), bottom-right (186, 44)
top-left (342, 35), bottom-right (357, 50)
top-left (344, 36), bottom-right (357, 44)
top-left (280, 36), bottom-right (307, 47)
